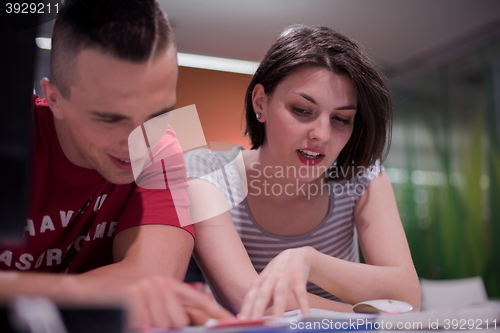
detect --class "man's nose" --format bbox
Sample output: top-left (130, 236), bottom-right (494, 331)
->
top-left (121, 122), bottom-right (144, 151)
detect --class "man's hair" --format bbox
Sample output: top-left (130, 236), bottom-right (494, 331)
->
top-left (50, 0), bottom-right (174, 98)
top-left (244, 25), bottom-right (392, 180)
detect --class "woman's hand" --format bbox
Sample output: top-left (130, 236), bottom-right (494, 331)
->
top-left (238, 246), bottom-right (314, 319)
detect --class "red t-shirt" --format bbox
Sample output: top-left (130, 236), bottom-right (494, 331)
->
top-left (0, 96), bottom-right (194, 273)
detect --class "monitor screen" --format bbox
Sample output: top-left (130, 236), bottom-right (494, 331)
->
top-left (0, 10), bottom-right (37, 245)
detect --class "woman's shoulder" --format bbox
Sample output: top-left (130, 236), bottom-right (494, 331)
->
top-left (355, 160), bottom-right (385, 186)
top-left (184, 145), bottom-right (244, 176)
top-left (185, 145), bottom-right (243, 162)
top-left (347, 160), bottom-right (385, 198)
top-left (327, 160), bottom-right (385, 201)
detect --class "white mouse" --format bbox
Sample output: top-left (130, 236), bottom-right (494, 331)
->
top-left (353, 299), bottom-right (413, 314)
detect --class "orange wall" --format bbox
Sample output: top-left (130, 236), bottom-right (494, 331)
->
top-left (176, 66), bottom-right (252, 149)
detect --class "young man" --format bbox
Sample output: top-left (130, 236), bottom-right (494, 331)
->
top-left (0, 0), bottom-right (230, 329)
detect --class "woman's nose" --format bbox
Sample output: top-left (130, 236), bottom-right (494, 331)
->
top-left (309, 115), bottom-right (331, 143)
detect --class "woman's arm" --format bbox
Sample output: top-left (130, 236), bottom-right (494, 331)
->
top-left (188, 177), bottom-right (257, 314)
top-left (308, 172), bottom-right (420, 306)
top-left (239, 172), bottom-right (420, 318)
top-left (194, 209), bottom-right (258, 314)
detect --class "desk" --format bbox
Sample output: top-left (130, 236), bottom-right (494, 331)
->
top-left (1, 302), bottom-right (499, 332)
top-left (158, 302), bottom-right (500, 333)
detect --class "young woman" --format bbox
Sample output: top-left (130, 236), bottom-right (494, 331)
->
top-left (184, 25), bottom-right (420, 318)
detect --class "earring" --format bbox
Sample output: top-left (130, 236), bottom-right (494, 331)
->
top-left (256, 112), bottom-right (262, 120)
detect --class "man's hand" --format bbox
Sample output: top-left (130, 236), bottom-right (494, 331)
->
top-left (0, 272), bottom-right (233, 330)
top-left (111, 275), bottom-right (232, 329)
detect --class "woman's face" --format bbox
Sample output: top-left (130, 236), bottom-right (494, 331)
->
top-left (254, 66), bottom-right (357, 182)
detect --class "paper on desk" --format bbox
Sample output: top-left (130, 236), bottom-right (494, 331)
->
top-left (147, 309), bottom-right (378, 332)
top-left (265, 308), bottom-right (378, 326)
top-left (202, 308), bottom-right (377, 329)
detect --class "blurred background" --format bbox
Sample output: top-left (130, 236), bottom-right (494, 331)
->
top-left (33, 0), bottom-right (500, 298)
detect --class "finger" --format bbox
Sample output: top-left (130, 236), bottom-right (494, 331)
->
top-left (126, 285), bottom-right (156, 330)
top-left (249, 276), bottom-right (278, 319)
top-left (271, 280), bottom-right (288, 318)
top-left (239, 280), bottom-right (261, 319)
top-left (143, 279), bottom-right (174, 329)
top-left (294, 284), bottom-right (310, 315)
top-left (174, 283), bottom-right (233, 320)
top-left (238, 264), bottom-right (275, 318)
top-left (185, 307), bottom-right (210, 326)
top-left (161, 283), bottom-right (190, 329)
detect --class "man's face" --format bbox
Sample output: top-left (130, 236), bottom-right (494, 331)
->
top-left (50, 45), bottom-right (178, 184)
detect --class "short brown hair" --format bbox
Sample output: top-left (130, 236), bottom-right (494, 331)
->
top-left (50, 0), bottom-right (174, 98)
top-left (244, 25), bottom-right (392, 180)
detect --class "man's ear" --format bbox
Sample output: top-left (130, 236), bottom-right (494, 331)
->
top-left (40, 78), bottom-right (65, 120)
top-left (251, 84), bottom-right (268, 122)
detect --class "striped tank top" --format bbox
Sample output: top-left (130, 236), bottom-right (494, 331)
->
top-left (185, 146), bottom-right (383, 302)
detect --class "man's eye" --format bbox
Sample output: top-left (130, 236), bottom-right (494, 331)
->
top-left (98, 118), bottom-right (120, 123)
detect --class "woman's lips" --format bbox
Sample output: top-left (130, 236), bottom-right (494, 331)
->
top-left (296, 148), bottom-right (325, 166)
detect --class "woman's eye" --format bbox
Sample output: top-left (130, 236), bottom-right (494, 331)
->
top-left (292, 107), bottom-right (310, 115)
top-left (332, 116), bottom-right (349, 126)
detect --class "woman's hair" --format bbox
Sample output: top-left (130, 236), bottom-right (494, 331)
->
top-left (244, 25), bottom-right (392, 180)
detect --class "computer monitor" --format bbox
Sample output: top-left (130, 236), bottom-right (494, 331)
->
top-left (0, 10), bottom-right (37, 245)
